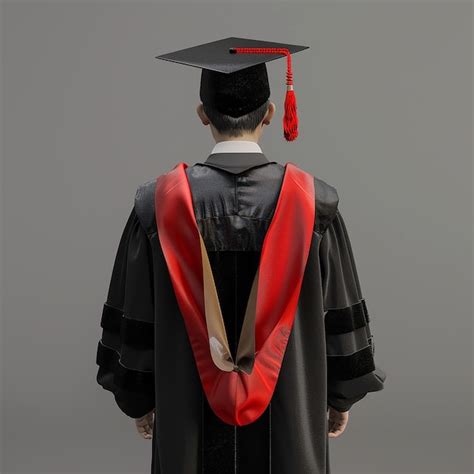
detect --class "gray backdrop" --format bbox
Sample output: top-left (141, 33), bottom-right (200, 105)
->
top-left (1, 1), bottom-right (472, 473)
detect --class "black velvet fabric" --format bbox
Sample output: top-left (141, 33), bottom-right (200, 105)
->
top-left (327, 345), bottom-right (376, 381)
top-left (201, 395), bottom-right (235, 474)
top-left (100, 303), bottom-right (154, 350)
top-left (200, 63), bottom-right (270, 117)
top-left (236, 403), bottom-right (271, 473)
top-left (324, 300), bottom-right (369, 335)
top-left (201, 395), bottom-right (271, 474)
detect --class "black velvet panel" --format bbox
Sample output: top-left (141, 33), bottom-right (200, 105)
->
top-left (201, 392), bottom-right (271, 474)
top-left (327, 345), bottom-right (376, 381)
top-left (236, 404), bottom-right (270, 473)
top-left (324, 300), bottom-right (369, 335)
top-left (201, 395), bottom-right (235, 474)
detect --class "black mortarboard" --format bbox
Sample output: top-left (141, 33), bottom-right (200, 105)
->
top-left (155, 37), bottom-right (309, 141)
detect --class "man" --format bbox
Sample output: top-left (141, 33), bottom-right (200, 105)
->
top-left (95, 37), bottom-right (386, 474)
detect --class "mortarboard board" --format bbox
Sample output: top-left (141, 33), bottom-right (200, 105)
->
top-left (155, 37), bottom-right (309, 141)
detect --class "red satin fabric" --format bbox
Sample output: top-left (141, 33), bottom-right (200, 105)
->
top-left (155, 162), bottom-right (315, 426)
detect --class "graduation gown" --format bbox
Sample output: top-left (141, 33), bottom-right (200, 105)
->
top-left (95, 152), bottom-right (386, 474)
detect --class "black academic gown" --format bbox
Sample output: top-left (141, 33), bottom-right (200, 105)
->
top-left (95, 152), bottom-right (386, 474)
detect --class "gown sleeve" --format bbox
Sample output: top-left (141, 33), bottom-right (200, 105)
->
top-left (319, 208), bottom-right (386, 412)
top-left (95, 206), bottom-right (155, 419)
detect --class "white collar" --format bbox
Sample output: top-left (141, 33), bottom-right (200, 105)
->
top-left (210, 140), bottom-right (263, 155)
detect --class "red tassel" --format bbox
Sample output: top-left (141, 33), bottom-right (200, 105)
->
top-left (284, 87), bottom-right (298, 141)
top-left (229, 47), bottom-right (299, 141)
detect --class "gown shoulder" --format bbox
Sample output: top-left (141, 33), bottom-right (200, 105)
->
top-left (313, 175), bottom-right (339, 235)
top-left (134, 177), bottom-right (158, 236)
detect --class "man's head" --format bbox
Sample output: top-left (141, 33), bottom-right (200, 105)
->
top-left (197, 62), bottom-right (275, 141)
top-left (155, 37), bottom-right (309, 141)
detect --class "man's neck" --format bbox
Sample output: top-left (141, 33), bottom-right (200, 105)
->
top-left (210, 140), bottom-right (263, 155)
top-left (213, 129), bottom-right (261, 144)
top-left (215, 137), bottom-right (258, 143)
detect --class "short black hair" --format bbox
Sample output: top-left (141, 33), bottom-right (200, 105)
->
top-left (203, 100), bottom-right (270, 137)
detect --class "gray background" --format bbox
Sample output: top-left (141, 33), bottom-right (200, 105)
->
top-left (1, 1), bottom-right (472, 473)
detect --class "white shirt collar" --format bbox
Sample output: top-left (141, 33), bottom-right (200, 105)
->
top-left (210, 140), bottom-right (263, 155)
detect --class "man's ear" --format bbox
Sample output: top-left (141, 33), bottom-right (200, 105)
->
top-left (197, 103), bottom-right (210, 126)
top-left (262, 101), bottom-right (276, 126)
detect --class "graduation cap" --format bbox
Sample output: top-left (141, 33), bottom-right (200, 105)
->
top-left (155, 37), bottom-right (309, 141)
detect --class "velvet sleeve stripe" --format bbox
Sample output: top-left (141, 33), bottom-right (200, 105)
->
top-left (324, 299), bottom-right (369, 335)
top-left (327, 345), bottom-right (376, 380)
top-left (100, 303), bottom-right (154, 349)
